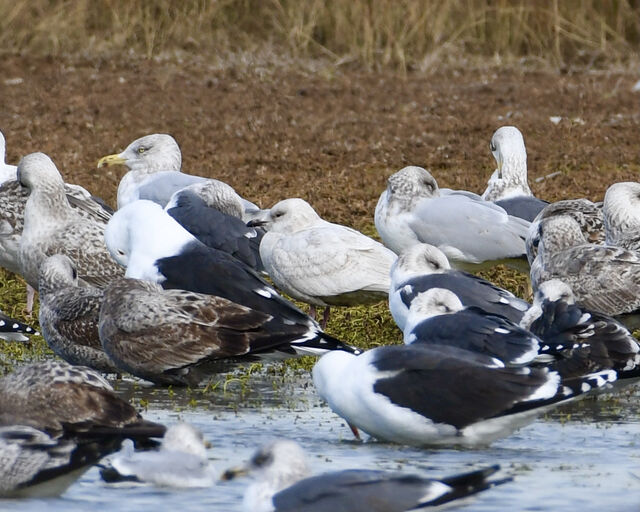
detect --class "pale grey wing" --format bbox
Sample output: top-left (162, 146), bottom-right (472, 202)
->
top-left (266, 228), bottom-right (394, 300)
top-left (439, 188), bottom-right (483, 200)
top-left (111, 449), bottom-right (208, 484)
top-left (409, 196), bottom-right (529, 263)
top-left (540, 247), bottom-right (640, 316)
top-left (65, 183), bottom-right (113, 223)
top-left (137, 172), bottom-right (208, 207)
top-left (273, 470), bottom-right (450, 512)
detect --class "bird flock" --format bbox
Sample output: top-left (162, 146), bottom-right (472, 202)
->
top-left (0, 125), bottom-right (638, 510)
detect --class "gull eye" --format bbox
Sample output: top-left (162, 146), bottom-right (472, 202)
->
top-left (251, 451), bottom-right (272, 468)
top-left (117, 249), bottom-right (126, 256)
top-left (489, 141), bottom-right (496, 152)
top-left (137, 147), bottom-right (146, 154)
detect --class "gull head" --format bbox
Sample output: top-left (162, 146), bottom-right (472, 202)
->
top-left (387, 166), bottom-right (439, 205)
top-left (161, 423), bottom-right (209, 457)
top-left (490, 126), bottom-right (527, 178)
top-left (249, 198), bottom-right (321, 233)
top-left (16, 152), bottom-right (63, 192)
top-left (535, 279), bottom-right (576, 305)
top-left (38, 254), bottom-right (79, 296)
top-left (408, 288), bottom-right (463, 319)
top-left (391, 243), bottom-right (451, 285)
top-left (166, 179), bottom-right (245, 219)
top-left (105, 199), bottom-right (196, 277)
top-left (538, 215), bottom-right (587, 255)
top-left (97, 134), bottom-right (181, 174)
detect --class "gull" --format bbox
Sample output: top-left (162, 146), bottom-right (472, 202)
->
top-left (38, 254), bottom-right (119, 374)
top-left (312, 343), bottom-right (616, 446)
top-left (531, 215), bottom-right (640, 326)
top-left (222, 439), bottom-right (509, 512)
top-left (0, 308), bottom-right (38, 342)
top-left (0, 425), bottom-right (116, 498)
top-left (250, 198), bottom-right (396, 326)
top-left (97, 133), bottom-right (259, 214)
top-left (17, 152), bottom-right (124, 292)
top-left (165, 182), bottom-right (264, 271)
top-left (603, 182), bottom-right (640, 251)
top-left (526, 198), bottom-right (604, 265)
top-left (0, 129), bottom-right (17, 185)
top-left (104, 200), bottom-right (359, 363)
top-left (375, 166), bottom-right (530, 271)
top-left (100, 423), bottom-right (216, 488)
top-left (403, 288), bottom-right (540, 366)
top-left (389, 243), bottom-right (530, 330)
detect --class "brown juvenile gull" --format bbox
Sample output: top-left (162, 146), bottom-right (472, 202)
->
top-left (97, 133), bottom-right (259, 215)
top-left (375, 166), bottom-right (530, 271)
top-left (525, 198), bottom-right (604, 265)
top-left (222, 440), bottom-right (510, 512)
top-left (38, 254), bottom-right (119, 374)
top-left (17, 152), bottom-right (124, 292)
top-left (482, 126), bottom-right (547, 222)
top-left (0, 359), bottom-right (165, 442)
top-left (0, 424), bottom-right (119, 498)
top-left (250, 198), bottom-right (396, 327)
top-left (531, 215), bottom-right (640, 327)
top-left (603, 181), bottom-right (640, 251)
top-left (98, 276), bottom-right (356, 386)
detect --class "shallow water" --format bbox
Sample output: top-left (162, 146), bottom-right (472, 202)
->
top-left (2, 368), bottom-right (639, 512)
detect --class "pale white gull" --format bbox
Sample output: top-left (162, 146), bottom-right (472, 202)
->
top-left (603, 181), bottom-right (640, 251)
top-left (375, 166), bottom-right (530, 271)
top-left (103, 200), bottom-right (359, 366)
top-left (389, 243), bottom-right (530, 330)
top-left (0, 129), bottom-right (17, 185)
top-left (38, 254), bottom-right (119, 374)
top-left (100, 423), bottom-right (216, 488)
top-left (97, 133), bottom-right (259, 215)
top-left (483, 126), bottom-right (547, 221)
top-left (250, 198), bottom-right (396, 326)
top-left (17, 152), bottom-right (124, 292)
top-left (221, 439), bottom-right (509, 512)
top-left (312, 344), bottom-right (615, 446)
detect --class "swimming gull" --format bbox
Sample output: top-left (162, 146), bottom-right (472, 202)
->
top-left (520, 279), bottom-right (640, 380)
top-left (97, 133), bottom-right (259, 214)
top-left (375, 166), bottom-right (530, 271)
top-left (38, 254), bottom-right (119, 374)
top-left (17, 152), bottom-right (124, 292)
top-left (403, 288), bottom-right (540, 366)
top-left (482, 126), bottom-right (548, 222)
top-left (526, 198), bottom-right (604, 264)
top-left (222, 439), bottom-right (510, 512)
top-left (312, 343), bottom-right (616, 446)
top-left (104, 200), bottom-right (359, 362)
top-left (389, 243), bottom-right (530, 330)
top-left (531, 215), bottom-right (640, 324)
top-left (100, 423), bottom-right (216, 488)
top-left (0, 360), bottom-right (165, 443)
top-left (603, 182), bottom-right (640, 251)
top-left (0, 129), bottom-right (17, 185)
top-left (165, 184), bottom-right (264, 271)
top-left (0, 425), bottom-right (118, 498)
top-left (0, 308), bottom-right (38, 342)
top-left (250, 198), bottom-right (396, 326)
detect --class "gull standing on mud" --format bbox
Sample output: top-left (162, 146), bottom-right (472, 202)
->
top-left (97, 133), bottom-right (259, 215)
top-left (482, 126), bottom-right (547, 221)
top-left (101, 423), bottom-right (216, 488)
top-left (531, 215), bottom-right (640, 326)
top-left (250, 198), bottom-right (396, 326)
top-left (17, 152), bottom-right (124, 292)
top-left (37, 254), bottom-right (119, 374)
top-left (389, 243), bottom-right (530, 330)
top-left (375, 166), bottom-right (530, 271)
top-left (222, 439), bottom-right (509, 512)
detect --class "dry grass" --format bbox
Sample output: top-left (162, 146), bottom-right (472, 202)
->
top-left (0, 0), bottom-right (638, 69)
